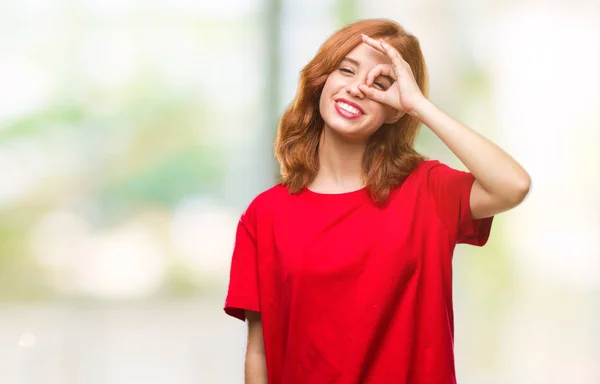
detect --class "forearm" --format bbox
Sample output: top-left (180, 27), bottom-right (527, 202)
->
top-left (245, 351), bottom-right (268, 384)
top-left (412, 99), bottom-right (530, 203)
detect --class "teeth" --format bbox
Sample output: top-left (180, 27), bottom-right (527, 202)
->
top-left (337, 101), bottom-right (361, 115)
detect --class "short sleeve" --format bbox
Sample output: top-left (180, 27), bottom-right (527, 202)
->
top-left (223, 206), bottom-right (260, 321)
top-left (426, 161), bottom-right (493, 246)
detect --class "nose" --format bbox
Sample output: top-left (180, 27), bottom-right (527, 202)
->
top-left (345, 79), bottom-right (365, 99)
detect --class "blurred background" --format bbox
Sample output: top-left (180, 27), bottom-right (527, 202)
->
top-left (0, 0), bottom-right (598, 382)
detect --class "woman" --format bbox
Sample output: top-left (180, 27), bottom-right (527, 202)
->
top-left (223, 18), bottom-right (530, 384)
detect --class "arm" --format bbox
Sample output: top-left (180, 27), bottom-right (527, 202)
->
top-left (359, 35), bottom-right (531, 219)
top-left (412, 100), bottom-right (531, 219)
top-left (245, 310), bottom-right (267, 384)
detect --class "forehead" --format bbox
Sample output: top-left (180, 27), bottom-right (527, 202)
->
top-left (343, 42), bottom-right (392, 67)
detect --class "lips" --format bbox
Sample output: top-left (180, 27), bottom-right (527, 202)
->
top-left (334, 98), bottom-right (365, 120)
top-left (334, 98), bottom-right (365, 114)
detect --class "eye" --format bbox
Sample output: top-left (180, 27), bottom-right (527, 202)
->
top-left (373, 81), bottom-right (387, 90)
top-left (339, 67), bottom-right (354, 75)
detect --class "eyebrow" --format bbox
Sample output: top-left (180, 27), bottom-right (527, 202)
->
top-left (341, 57), bottom-right (395, 85)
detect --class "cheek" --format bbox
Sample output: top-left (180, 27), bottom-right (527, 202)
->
top-left (321, 76), bottom-right (338, 95)
top-left (368, 104), bottom-right (392, 125)
top-left (318, 89), bottom-right (328, 115)
top-left (319, 77), bottom-right (337, 110)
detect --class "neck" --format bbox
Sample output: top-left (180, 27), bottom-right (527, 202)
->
top-left (309, 126), bottom-right (367, 193)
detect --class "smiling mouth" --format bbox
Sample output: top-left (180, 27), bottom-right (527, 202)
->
top-left (336, 101), bottom-right (362, 115)
top-left (334, 98), bottom-right (365, 120)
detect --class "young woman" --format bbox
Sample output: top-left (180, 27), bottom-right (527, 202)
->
top-left (223, 18), bottom-right (530, 384)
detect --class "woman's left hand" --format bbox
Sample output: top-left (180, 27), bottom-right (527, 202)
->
top-left (358, 34), bottom-right (427, 116)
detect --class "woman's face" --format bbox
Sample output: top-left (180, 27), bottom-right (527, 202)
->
top-left (318, 42), bottom-right (401, 142)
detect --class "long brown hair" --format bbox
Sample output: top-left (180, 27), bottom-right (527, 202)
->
top-left (274, 19), bottom-right (429, 206)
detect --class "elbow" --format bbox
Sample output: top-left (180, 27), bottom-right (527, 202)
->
top-left (508, 174), bottom-right (531, 206)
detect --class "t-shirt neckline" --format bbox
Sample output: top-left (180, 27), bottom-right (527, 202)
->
top-left (302, 186), bottom-right (369, 202)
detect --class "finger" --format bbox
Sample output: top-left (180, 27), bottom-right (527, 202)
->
top-left (361, 34), bottom-right (386, 54)
top-left (358, 84), bottom-right (388, 104)
top-left (366, 63), bottom-right (396, 85)
top-left (378, 39), bottom-right (407, 71)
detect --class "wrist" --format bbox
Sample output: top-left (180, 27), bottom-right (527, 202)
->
top-left (408, 97), bottom-right (434, 119)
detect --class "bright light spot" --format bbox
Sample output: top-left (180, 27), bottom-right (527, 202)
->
top-left (30, 211), bottom-right (168, 299)
top-left (72, 223), bottom-right (166, 298)
top-left (170, 197), bottom-right (237, 278)
top-left (18, 333), bottom-right (37, 348)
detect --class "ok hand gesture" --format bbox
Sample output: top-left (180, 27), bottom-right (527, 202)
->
top-left (358, 34), bottom-right (427, 116)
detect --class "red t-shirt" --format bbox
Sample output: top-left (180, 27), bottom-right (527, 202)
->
top-left (224, 160), bottom-right (493, 383)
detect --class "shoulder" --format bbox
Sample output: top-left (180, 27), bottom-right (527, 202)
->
top-left (248, 183), bottom-right (290, 209)
top-left (401, 159), bottom-right (444, 185)
top-left (241, 183), bottom-right (290, 222)
top-left (412, 159), bottom-right (444, 174)
top-left (407, 159), bottom-right (470, 182)
top-left (388, 159), bottom-right (461, 199)
top-left (408, 159), bottom-right (475, 206)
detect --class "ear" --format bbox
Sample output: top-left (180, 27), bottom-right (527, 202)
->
top-left (384, 109), bottom-right (405, 124)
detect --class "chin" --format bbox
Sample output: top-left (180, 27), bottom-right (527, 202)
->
top-left (324, 121), bottom-right (371, 142)
top-left (320, 105), bottom-right (378, 141)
